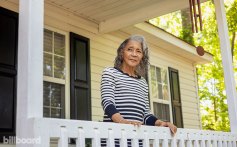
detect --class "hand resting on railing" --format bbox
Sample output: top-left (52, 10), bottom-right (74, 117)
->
top-left (112, 113), bottom-right (177, 136)
top-left (155, 119), bottom-right (177, 135)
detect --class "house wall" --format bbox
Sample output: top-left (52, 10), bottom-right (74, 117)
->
top-left (44, 4), bottom-right (202, 129)
top-left (0, 1), bottom-right (201, 131)
top-left (148, 44), bottom-right (201, 129)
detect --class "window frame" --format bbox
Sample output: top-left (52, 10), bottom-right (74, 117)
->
top-left (148, 64), bottom-right (173, 122)
top-left (43, 26), bottom-right (70, 119)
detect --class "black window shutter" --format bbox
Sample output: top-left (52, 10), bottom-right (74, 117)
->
top-left (0, 7), bottom-right (18, 142)
top-left (168, 67), bottom-right (183, 128)
top-left (70, 33), bottom-right (91, 120)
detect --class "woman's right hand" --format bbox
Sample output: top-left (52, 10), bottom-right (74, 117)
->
top-left (112, 113), bottom-right (143, 127)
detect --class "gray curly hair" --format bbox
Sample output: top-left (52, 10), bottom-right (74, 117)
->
top-left (114, 35), bottom-right (149, 77)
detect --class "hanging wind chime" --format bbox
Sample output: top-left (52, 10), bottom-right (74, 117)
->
top-left (189, 0), bottom-right (205, 56)
top-left (189, 0), bottom-right (203, 33)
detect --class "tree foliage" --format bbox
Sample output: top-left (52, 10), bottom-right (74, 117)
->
top-left (194, 1), bottom-right (229, 131)
top-left (149, 0), bottom-right (237, 132)
top-left (181, 8), bottom-right (194, 44)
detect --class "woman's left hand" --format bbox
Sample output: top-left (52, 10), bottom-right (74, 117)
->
top-left (155, 120), bottom-right (177, 135)
top-left (161, 121), bottom-right (177, 135)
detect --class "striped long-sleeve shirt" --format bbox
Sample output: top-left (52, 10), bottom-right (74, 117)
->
top-left (101, 67), bottom-right (158, 125)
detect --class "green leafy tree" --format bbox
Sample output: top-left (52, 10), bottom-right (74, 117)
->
top-left (180, 8), bottom-right (194, 44)
top-left (194, 1), bottom-right (230, 131)
top-left (226, 0), bottom-right (237, 60)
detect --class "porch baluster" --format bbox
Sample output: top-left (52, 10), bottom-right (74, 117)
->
top-left (162, 132), bottom-right (168, 147)
top-left (218, 138), bottom-right (223, 147)
top-left (187, 139), bottom-right (192, 147)
top-left (227, 141), bottom-right (232, 147)
top-left (131, 130), bottom-right (139, 147)
top-left (108, 129), bottom-right (115, 147)
top-left (206, 140), bottom-right (211, 147)
top-left (194, 139), bottom-right (198, 147)
top-left (58, 127), bottom-right (68, 147)
top-left (212, 133), bottom-right (218, 147)
top-left (223, 139), bottom-right (227, 147)
top-left (92, 128), bottom-right (100, 147)
top-left (121, 130), bottom-right (128, 147)
top-left (200, 140), bottom-right (205, 147)
top-left (233, 140), bottom-right (237, 147)
top-left (77, 128), bottom-right (85, 147)
top-left (170, 138), bottom-right (177, 147)
top-left (143, 131), bottom-right (149, 147)
top-left (153, 132), bottom-right (160, 147)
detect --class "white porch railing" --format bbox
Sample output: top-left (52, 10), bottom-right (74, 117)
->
top-left (31, 118), bottom-right (237, 147)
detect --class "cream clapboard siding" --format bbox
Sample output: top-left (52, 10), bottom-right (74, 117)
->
top-left (0, 1), bottom-right (201, 129)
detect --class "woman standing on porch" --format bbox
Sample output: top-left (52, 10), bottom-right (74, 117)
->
top-left (100, 35), bottom-right (177, 146)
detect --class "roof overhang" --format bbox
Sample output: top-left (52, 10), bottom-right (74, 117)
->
top-left (121, 22), bottom-right (213, 64)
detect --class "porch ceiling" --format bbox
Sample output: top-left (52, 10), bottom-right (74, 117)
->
top-left (45, 0), bottom-right (207, 33)
top-left (3, 0), bottom-right (207, 33)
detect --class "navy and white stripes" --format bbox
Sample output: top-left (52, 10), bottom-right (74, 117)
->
top-left (101, 67), bottom-right (158, 125)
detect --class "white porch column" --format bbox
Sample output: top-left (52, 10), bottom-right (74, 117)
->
top-left (17, 0), bottom-right (44, 146)
top-left (214, 0), bottom-right (237, 132)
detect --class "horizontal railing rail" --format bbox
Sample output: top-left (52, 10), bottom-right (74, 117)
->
top-left (32, 118), bottom-right (237, 147)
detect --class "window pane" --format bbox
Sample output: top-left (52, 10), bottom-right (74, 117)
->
top-left (153, 102), bottom-right (170, 121)
top-left (163, 85), bottom-right (169, 100)
top-left (54, 32), bottom-right (65, 56)
top-left (156, 67), bottom-right (163, 99)
top-left (156, 67), bottom-right (161, 83)
top-left (43, 84), bottom-right (50, 106)
top-left (43, 107), bottom-right (50, 117)
top-left (43, 53), bottom-right (53, 77)
top-left (43, 81), bottom-right (65, 118)
top-left (54, 56), bottom-right (65, 79)
top-left (161, 68), bottom-right (168, 85)
top-left (150, 65), bottom-right (158, 98)
top-left (43, 82), bottom-right (52, 108)
top-left (158, 83), bottom-right (163, 99)
top-left (44, 29), bottom-right (53, 53)
top-left (51, 108), bottom-right (62, 118)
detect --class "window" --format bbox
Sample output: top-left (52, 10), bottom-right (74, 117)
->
top-left (149, 65), bottom-right (171, 122)
top-left (43, 28), bottom-right (67, 118)
top-left (149, 65), bottom-right (183, 127)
